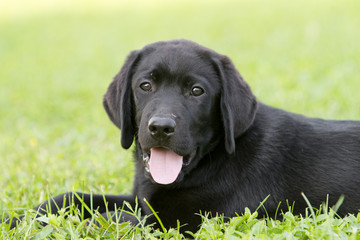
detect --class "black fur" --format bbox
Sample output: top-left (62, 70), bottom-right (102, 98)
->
top-left (6, 39), bottom-right (360, 233)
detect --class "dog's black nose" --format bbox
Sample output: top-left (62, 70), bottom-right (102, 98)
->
top-left (148, 117), bottom-right (176, 138)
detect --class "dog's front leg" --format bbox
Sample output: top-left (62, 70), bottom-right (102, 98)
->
top-left (6, 192), bottom-right (137, 228)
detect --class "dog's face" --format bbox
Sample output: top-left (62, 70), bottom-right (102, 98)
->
top-left (103, 39), bottom-right (257, 185)
top-left (132, 44), bottom-right (222, 184)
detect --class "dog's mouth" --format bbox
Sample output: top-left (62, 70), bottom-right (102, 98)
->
top-left (142, 147), bottom-right (196, 185)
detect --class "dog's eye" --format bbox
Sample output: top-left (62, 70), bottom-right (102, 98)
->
top-left (191, 87), bottom-right (204, 96)
top-left (140, 82), bottom-right (152, 92)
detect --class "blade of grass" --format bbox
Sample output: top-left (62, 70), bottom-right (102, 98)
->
top-left (301, 192), bottom-right (317, 227)
top-left (143, 198), bottom-right (167, 234)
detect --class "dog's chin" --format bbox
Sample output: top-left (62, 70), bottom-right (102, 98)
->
top-left (140, 145), bottom-right (198, 185)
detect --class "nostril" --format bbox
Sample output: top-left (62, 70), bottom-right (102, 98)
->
top-left (163, 127), bottom-right (175, 135)
top-left (149, 125), bottom-right (157, 134)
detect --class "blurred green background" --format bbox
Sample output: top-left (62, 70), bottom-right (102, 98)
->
top-left (1, 0), bottom-right (359, 212)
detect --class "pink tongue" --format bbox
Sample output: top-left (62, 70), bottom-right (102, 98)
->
top-left (149, 147), bottom-right (183, 184)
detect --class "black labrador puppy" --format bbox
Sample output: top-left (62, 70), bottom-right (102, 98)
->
top-left (6, 39), bottom-right (360, 233)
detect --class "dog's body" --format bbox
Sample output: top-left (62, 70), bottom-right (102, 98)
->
top-left (7, 39), bottom-right (360, 232)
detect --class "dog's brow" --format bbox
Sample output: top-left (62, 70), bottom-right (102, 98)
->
top-left (187, 73), bottom-right (207, 81)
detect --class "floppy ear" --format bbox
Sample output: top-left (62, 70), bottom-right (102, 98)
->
top-left (214, 55), bottom-right (258, 155)
top-left (103, 50), bottom-right (140, 149)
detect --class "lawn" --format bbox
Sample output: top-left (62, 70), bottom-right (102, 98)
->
top-left (1, 0), bottom-right (360, 238)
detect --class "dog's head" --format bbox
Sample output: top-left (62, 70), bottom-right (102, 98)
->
top-left (103, 39), bottom-right (257, 184)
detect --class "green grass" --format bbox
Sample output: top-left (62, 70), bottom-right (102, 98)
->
top-left (2, 197), bottom-right (360, 239)
top-left (1, 0), bottom-right (360, 238)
